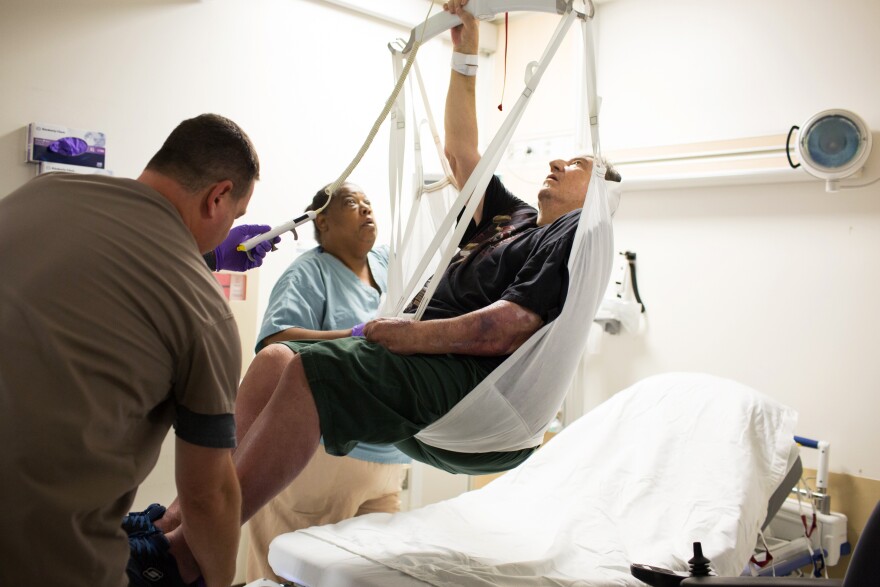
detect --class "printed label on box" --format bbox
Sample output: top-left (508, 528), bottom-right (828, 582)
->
top-left (38, 162), bottom-right (114, 176)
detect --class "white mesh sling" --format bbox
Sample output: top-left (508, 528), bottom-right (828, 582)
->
top-left (381, 0), bottom-right (616, 454)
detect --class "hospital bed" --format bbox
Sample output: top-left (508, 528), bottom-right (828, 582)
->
top-left (263, 372), bottom-right (807, 587)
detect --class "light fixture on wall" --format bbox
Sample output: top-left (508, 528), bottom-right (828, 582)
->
top-left (786, 109), bottom-right (873, 192)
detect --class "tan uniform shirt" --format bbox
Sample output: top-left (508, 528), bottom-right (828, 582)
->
top-left (0, 173), bottom-right (241, 587)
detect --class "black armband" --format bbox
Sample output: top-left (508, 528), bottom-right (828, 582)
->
top-left (174, 404), bottom-right (236, 449)
top-left (203, 250), bottom-right (217, 271)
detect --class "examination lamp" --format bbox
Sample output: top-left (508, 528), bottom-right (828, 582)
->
top-left (786, 109), bottom-right (873, 192)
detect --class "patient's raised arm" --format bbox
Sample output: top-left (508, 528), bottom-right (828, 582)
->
top-left (444, 0), bottom-right (486, 224)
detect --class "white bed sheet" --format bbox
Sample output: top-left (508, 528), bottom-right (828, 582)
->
top-left (269, 372), bottom-right (798, 587)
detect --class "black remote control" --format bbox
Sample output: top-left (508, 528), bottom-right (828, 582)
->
top-left (630, 562), bottom-right (690, 587)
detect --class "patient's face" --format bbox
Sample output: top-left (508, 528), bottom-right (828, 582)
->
top-left (535, 156), bottom-right (592, 226)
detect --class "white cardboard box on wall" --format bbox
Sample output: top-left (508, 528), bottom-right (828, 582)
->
top-left (26, 122), bottom-right (107, 169)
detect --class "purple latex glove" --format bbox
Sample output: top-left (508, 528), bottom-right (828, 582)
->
top-left (351, 323), bottom-right (366, 337)
top-left (48, 137), bottom-right (89, 156)
top-left (213, 224), bottom-right (281, 272)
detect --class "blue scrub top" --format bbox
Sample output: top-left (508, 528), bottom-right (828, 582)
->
top-left (258, 245), bottom-right (410, 465)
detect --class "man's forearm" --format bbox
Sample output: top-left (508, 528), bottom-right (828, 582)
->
top-left (364, 301), bottom-right (542, 356)
top-left (178, 450), bottom-right (241, 587)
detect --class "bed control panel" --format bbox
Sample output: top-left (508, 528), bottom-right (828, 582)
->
top-left (630, 562), bottom-right (689, 586)
top-left (631, 541), bottom-right (713, 586)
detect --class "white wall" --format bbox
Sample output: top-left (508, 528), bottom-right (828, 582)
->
top-left (489, 0), bottom-right (880, 480)
top-left (595, 0), bottom-right (880, 481)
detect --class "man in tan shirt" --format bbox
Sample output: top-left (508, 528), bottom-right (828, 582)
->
top-left (0, 113), bottom-right (260, 587)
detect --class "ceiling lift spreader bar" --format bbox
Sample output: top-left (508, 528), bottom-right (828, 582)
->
top-left (395, 0), bottom-right (572, 55)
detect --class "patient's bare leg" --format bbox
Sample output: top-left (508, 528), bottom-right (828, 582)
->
top-left (233, 350), bottom-right (321, 523)
top-left (235, 344), bottom-right (299, 446)
top-left (162, 349), bottom-right (322, 582)
top-left (156, 344), bottom-right (296, 534)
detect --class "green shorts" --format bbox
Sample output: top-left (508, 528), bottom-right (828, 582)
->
top-left (279, 338), bottom-right (537, 475)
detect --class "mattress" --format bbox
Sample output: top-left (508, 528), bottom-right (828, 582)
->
top-left (268, 532), bottom-right (430, 587)
top-left (268, 372), bottom-right (800, 587)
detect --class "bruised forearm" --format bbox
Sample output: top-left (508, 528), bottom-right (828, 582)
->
top-left (364, 301), bottom-right (543, 356)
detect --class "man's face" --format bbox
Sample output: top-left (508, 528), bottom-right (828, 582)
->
top-left (321, 185), bottom-right (376, 249)
top-left (202, 180), bottom-right (254, 253)
top-left (536, 156), bottom-right (593, 226)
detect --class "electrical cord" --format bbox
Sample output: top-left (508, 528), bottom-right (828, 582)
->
top-left (625, 251), bottom-right (645, 312)
top-left (785, 125), bottom-right (801, 169)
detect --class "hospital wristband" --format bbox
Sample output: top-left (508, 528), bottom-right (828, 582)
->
top-left (451, 52), bottom-right (478, 76)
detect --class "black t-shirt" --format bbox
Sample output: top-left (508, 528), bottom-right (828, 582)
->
top-left (409, 175), bottom-right (580, 323)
